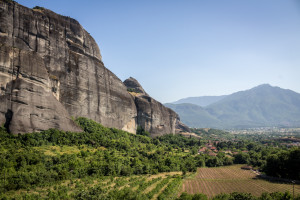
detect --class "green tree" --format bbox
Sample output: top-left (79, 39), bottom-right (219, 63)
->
top-left (136, 126), bottom-right (150, 137)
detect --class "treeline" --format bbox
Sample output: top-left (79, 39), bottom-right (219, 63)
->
top-left (216, 140), bottom-right (300, 180)
top-left (264, 148), bottom-right (300, 180)
top-left (192, 128), bottom-right (233, 140)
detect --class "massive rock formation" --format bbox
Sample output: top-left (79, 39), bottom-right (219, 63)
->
top-left (0, 0), bottom-right (189, 136)
top-left (124, 77), bottom-right (190, 137)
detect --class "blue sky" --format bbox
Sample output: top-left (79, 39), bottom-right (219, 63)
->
top-left (17, 0), bottom-right (300, 103)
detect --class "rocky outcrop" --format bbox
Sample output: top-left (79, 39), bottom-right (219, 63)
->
top-left (0, 0), bottom-right (189, 136)
top-left (124, 78), bottom-right (190, 137)
top-left (124, 77), bottom-right (148, 95)
top-left (0, 0), bottom-right (136, 134)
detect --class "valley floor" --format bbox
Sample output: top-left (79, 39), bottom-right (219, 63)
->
top-left (181, 165), bottom-right (300, 198)
top-left (3, 165), bottom-right (300, 199)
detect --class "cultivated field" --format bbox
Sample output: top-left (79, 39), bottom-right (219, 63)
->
top-left (181, 165), bottom-right (300, 198)
top-left (3, 172), bottom-right (183, 200)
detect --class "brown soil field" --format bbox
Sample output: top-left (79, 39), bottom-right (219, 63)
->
top-left (181, 165), bottom-right (300, 198)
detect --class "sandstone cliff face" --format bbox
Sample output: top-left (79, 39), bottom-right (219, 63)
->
top-left (0, 78), bottom-right (82, 133)
top-left (124, 77), bottom-right (190, 137)
top-left (0, 1), bottom-right (136, 133)
top-left (0, 0), bottom-right (189, 136)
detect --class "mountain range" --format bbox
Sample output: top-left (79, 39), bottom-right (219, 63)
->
top-left (165, 84), bottom-right (300, 129)
top-left (171, 95), bottom-right (227, 107)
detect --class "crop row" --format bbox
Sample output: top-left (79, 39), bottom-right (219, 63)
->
top-left (157, 177), bottom-right (182, 200)
top-left (136, 177), bottom-right (162, 193)
top-left (196, 166), bottom-right (255, 180)
top-left (183, 178), bottom-right (300, 198)
top-left (146, 176), bottom-right (172, 199)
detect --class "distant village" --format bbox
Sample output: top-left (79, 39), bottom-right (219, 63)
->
top-left (197, 141), bottom-right (249, 157)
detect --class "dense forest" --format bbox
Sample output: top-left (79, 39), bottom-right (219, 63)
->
top-left (0, 118), bottom-right (299, 199)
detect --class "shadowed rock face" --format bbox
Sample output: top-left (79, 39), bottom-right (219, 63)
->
top-left (124, 78), bottom-right (191, 137)
top-left (0, 0), bottom-right (189, 136)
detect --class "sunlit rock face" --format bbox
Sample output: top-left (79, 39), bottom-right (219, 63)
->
top-left (124, 77), bottom-right (191, 137)
top-left (0, 0), bottom-right (189, 136)
top-left (0, 1), bottom-right (136, 134)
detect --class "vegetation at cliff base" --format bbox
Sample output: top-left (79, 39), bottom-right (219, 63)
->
top-left (0, 117), bottom-right (299, 199)
top-left (0, 118), bottom-right (201, 198)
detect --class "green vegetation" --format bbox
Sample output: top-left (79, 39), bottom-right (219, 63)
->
top-left (0, 118), bottom-right (201, 199)
top-left (136, 125), bottom-right (150, 137)
top-left (192, 128), bottom-right (233, 140)
top-left (32, 6), bottom-right (45, 10)
top-left (192, 127), bottom-right (300, 180)
top-left (216, 139), bottom-right (300, 180)
top-left (146, 176), bottom-right (171, 199)
top-left (127, 88), bottom-right (139, 93)
top-left (264, 148), bottom-right (300, 179)
top-left (157, 177), bottom-right (182, 200)
top-left (0, 117), bottom-right (299, 199)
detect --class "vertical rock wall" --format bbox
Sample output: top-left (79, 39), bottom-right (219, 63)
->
top-left (0, 1), bottom-right (136, 133)
top-left (124, 77), bottom-right (190, 137)
top-left (0, 0), bottom-right (189, 136)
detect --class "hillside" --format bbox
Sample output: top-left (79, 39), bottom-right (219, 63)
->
top-left (164, 103), bottom-right (222, 128)
top-left (0, 117), bottom-right (199, 199)
top-left (166, 84), bottom-right (300, 128)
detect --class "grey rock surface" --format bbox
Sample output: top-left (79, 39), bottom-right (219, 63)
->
top-left (0, 0), bottom-right (189, 136)
top-left (0, 0), bottom-right (136, 133)
top-left (0, 78), bottom-right (82, 133)
top-left (124, 77), bottom-right (148, 95)
top-left (124, 77), bottom-right (190, 137)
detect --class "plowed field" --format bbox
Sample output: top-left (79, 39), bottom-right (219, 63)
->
top-left (181, 165), bottom-right (300, 198)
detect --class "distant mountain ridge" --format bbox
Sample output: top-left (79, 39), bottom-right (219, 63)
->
top-left (165, 84), bottom-right (300, 129)
top-left (164, 103), bottom-right (222, 128)
top-left (171, 95), bottom-right (227, 107)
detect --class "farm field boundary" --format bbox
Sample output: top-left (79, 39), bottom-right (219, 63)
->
top-left (181, 165), bottom-right (300, 198)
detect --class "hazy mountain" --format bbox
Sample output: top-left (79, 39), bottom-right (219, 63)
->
top-left (165, 84), bottom-right (300, 128)
top-left (164, 103), bottom-right (222, 128)
top-left (172, 95), bottom-right (227, 107)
